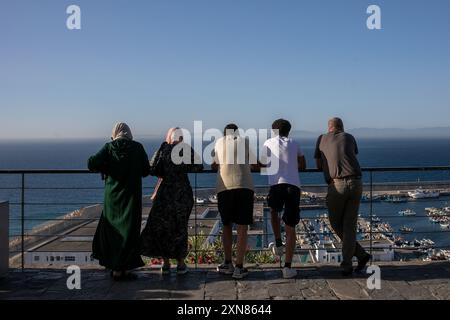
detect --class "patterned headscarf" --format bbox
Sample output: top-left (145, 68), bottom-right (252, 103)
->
top-left (111, 122), bottom-right (133, 141)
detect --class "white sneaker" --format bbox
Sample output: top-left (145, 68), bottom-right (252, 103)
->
top-left (271, 244), bottom-right (285, 257)
top-left (217, 262), bottom-right (235, 275)
top-left (232, 267), bottom-right (249, 279)
top-left (282, 267), bottom-right (297, 279)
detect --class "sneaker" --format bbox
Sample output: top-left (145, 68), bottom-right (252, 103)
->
top-left (232, 267), bottom-right (249, 279)
top-left (271, 244), bottom-right (285, 257)
top-left (161, 265), bottom-right (171, 275)
top-left (217, 262), bottom-right (235, 275)
top-left (176, 264), bottom-right (189, 275)
top-left (282, 267), bottom-right (297, 279)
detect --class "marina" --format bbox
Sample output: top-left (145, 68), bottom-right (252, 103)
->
top-left (7, 184), bottom-right (449, 268)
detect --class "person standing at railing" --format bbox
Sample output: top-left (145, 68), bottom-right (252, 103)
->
top-left (212, 124), bottom-right (258, 279)
top-left (141, 128), bottom-right (203, 275)
top-left (261, 119), bottom-right (306, 279)
top-left (88, 122), bottom-right (151, 281)
top-left (314, 117), bottom-right (372, 276)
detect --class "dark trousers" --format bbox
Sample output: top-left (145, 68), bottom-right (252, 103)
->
top-left (327, 178), bottom-right (367, 269)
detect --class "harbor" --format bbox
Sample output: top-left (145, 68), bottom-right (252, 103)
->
top-left (7, 183), bottom-right (449, 269)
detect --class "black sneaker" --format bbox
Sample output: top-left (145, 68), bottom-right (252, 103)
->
top-left (355, 254), bottom-right (372, 273)
top-left (217, 262), bottom-right (235, 275)
top-left (232, 267), bottom-right (249, 279)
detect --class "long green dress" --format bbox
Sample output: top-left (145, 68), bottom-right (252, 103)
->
top-left (88, 138), bottom-right (150, 271)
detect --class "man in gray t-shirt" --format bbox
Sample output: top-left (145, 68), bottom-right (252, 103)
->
top-left (314, 118), bottom-right (371, 276)
top-left (314, 129), bottom-right (362, 184)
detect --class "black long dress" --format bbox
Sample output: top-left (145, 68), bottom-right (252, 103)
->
top-left (141, 142), bottom-right (203, 259)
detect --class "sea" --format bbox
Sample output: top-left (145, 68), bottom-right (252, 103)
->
top-left (0, 138), bottom-right (449, 249)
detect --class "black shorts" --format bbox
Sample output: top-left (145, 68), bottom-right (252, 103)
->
top-left (267, 184), bottom-right (301, 227)
top-left (218, 188), bottom-right (254, 226)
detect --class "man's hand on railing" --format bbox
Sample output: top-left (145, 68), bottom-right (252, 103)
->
top-left (210, 162), bottom-right (219, 172)
top-left (251, 162), bottom-right (263, 172)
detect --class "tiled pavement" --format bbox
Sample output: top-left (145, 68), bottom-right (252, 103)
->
top-left (1, 261), bottom-right (449, 300)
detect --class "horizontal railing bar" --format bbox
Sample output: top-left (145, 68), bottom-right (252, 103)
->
top-left (9, 218), bottom-right (99, 221)
top-left (9, 230), bottom-right (449, 237)
top-left (8, 214), bottom-right (450, 221)
top-left (3, 187), bottom-right (156, 190)
top-left (9, 246), bottom-right (450, 255)
top-left (1, 166), bottom-right (450, 174)
top-left (9, 203), bottom-right (103, 206)
top-left (5, 184), bottom-right (448, 191)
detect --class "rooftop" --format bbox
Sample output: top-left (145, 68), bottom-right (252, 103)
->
top-left (1, 261), bottom-right (449, 300)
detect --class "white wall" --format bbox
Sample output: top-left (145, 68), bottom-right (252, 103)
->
top-left (25, 252), bottom-right (98, 266)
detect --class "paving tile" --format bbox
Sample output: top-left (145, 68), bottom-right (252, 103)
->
top-left (327, 279), bottom-right (371, 300)
top-left (0, 262), bottom-right (449, 300)
top-left (388, 280), bottom-right (437, 300)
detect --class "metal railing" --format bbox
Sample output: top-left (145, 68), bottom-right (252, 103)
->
top-left (1, 166), bottom-right (450, 270)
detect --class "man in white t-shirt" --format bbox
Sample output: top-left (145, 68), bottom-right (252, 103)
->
top-left (262, 119), bottom-right (306, 279)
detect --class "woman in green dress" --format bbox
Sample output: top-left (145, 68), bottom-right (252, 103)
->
top-left (88, 123), bottom-right (150, 280)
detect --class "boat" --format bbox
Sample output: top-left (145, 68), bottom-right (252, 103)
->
top-left (399, 226), bottom-right (414, 233)
top-left (394, 238), bottom-right (404, 247)
top-left (399, 209), bottom-right (417, 216)
top-left (408, 188), bottom-right (440, 199)
top-left (429, 217), bottom-right (440, 223)
top-left (361, 194), bottom-right (381, 202)
top-left (195, 197), bottom-right (206, 204)
top-left (440, 223), bottom-right (449, 229)
top-left (208, 195), bottom-right (218, 203)
top-left (371, 215), bottom-right (381, 223)
top-left (429, 250), bottom-right (449, 261)
top-left (416, 238), bottom-right (435, 248)
top-left (384, 195), bottom-right (407, 203)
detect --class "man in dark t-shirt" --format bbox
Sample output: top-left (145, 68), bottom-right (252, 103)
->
top-left (314, 118), bottom-right (371, 276)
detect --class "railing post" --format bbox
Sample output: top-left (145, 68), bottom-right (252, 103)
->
top-left (369, 171), bottom-right (373, 261)
top-left (194, 173), bottom-right (198, 270)
top-left (21, 173), bottom-right (25, 271)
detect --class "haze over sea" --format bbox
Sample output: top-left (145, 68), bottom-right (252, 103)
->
top-left (0, 137), bottom-right (449, 249)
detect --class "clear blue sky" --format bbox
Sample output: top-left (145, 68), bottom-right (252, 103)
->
top-left (1, 0), bottom-right (450, 139)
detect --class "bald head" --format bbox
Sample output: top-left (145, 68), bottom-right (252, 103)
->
top-left (328, 117), bottom-right (344, 133)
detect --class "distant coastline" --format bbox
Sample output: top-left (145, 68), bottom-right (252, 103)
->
top-left (2, 127), bottom-right (450, 142)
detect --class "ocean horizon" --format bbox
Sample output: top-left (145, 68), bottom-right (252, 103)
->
top-left (1, 137), bottom-right (449, 246)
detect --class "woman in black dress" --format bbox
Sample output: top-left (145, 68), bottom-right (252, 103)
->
top-left (141, 128), bottom-right (203, 274)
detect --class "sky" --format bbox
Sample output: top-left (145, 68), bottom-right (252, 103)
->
top-left (1, 0), bottom-right (450, 139)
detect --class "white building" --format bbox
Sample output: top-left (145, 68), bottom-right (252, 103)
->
top-left (314, 239), bottom-right (394, 264)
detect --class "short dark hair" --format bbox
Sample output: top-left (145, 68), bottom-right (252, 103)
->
top-left (272, 119), bottom-right (292, 137)
top-left (224, 123), bottom-right (238, 136)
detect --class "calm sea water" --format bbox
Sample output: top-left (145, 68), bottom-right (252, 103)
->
top-left (0, 138), bottom-right (449, 249)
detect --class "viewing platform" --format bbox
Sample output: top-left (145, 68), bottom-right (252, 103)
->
top-left (1, 261), bottom-right (449, 300)
top-left (1, 167), bottom-right (449, 300)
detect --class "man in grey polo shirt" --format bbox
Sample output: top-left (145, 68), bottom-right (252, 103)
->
top-left (314, 117), bottom-right (371, 276)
